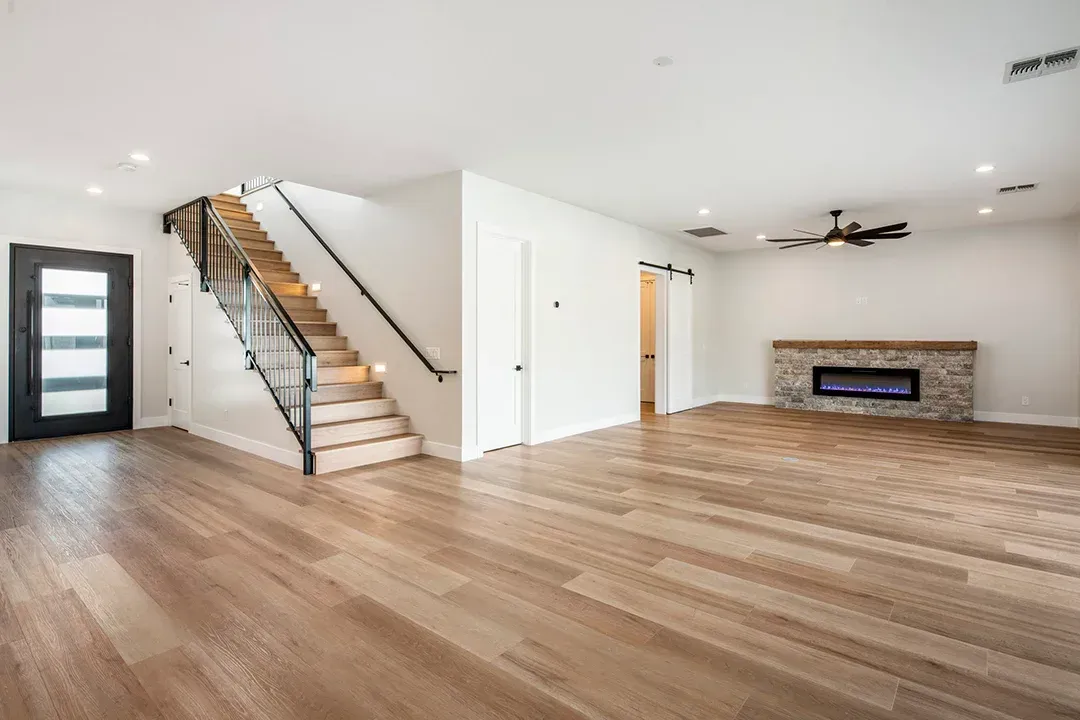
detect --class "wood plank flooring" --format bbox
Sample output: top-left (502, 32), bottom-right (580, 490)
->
top-left (2, 402), bottom-right (1080, 719)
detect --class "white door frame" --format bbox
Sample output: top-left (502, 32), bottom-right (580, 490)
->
top-left (167, 274), bottom-right (192, 430)
top-left (475, 225), bottom-right (533, 452)
top-left (637, 266), bottom-right (669, 415)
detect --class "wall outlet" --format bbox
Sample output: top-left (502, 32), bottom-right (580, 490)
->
top-left (1022, 396), bottom-right (1030, 406)
top-left (855, 296), bottom-right (869, 305)
top-left (425, 347), bottom-right (441, 360)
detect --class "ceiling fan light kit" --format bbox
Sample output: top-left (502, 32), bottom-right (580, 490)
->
top-left (767, 210), bottom-right (910, 250)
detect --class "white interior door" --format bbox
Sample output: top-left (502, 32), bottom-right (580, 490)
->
top-left (477, 234), bottom-right (524, 451)
top-left (168, 277), bottom-right (192, 430)
top-left (640, 276), bottom-right (656, 403)
top-left (666, 273), bottom-right (693, 413)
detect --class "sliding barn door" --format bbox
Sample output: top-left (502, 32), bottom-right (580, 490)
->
top-left (665, 273), bottom-right (693, 413)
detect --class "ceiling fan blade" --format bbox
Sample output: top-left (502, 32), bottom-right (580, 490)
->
top-left (846, 238), bottom-right (875, 247)
top-left (857, 231), bottom-right (910, 240)
top-left (779, 240), bottom-right (823, 250)
top-left (841, 221), bottom-right (861, 236)
top-left (794, 229), bottom-right (825, 237)
top-left (766, 237), bottom-right (819, 243)
top-left (848, 222), bottom-right (907, 239)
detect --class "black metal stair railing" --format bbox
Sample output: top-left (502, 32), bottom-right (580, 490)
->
top-left (163, 197), bottom-right (318, 474)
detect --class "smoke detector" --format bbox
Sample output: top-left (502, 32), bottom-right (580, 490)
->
top-left (682, 226), bottom-right (727, 238)
top-left (996, 183), bottom-right (1039, 195)
top-left (1003, 47), bottom-right (1078, 84)
top-left (116, 162), bottom-right (138, 172)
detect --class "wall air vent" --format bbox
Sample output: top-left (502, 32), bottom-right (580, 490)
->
top-left (1003, 47), bottom-right (1078, 84)
top-left (682, 226), bottom-right (728, 238)
top-left (996, 183), bottom-right (1039, 195)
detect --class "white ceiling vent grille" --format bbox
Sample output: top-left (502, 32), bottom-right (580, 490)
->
top-left (682, 226), bottom-right (728, 238)
top-left (1003, 47), bottom-right (1078, 84)
top-left (996, 183), bottom-right (1039, 195)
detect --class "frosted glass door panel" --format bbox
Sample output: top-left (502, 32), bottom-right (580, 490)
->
top-left (40, 268), bottom-right (109, 417)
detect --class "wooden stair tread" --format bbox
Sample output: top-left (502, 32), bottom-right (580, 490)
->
top-left (314, 433), bottom-right (422, 453)
top-left (311, 398), bottom-right (390, 408)
top-left (312, 415), bottom-right (406, 430)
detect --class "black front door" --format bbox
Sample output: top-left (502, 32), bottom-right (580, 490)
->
top-left (9, 245), bottom-right (134, 441)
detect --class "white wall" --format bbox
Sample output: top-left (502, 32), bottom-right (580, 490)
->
top-left (0, 188), bottom-right (169, 441)
top-left (247, 174), bottom-right (463, 456)
top-left (461, 172), bottom-right (722, 458)
top-left (167, 236), bottom-right (301, 467)
top-left (713, 220), bottom-right (1080, 424)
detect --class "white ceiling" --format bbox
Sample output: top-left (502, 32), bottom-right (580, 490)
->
top-left (2, 0), bottom-right (1078, 252)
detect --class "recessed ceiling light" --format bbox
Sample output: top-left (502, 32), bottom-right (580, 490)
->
top-left (116, 162), bottom-right (138, 172)
top-left (85, 186), bottom-right (103, 195)
top-left (978, 207), bottom-right (994, 214)
top-left (653, 56), bottom-right (674, 67)
top-left (698, 208), bottom-right (710, 216)
top-left (975, 164), bottom-right (995, 173)
top-left (129, 152), bottom-right (150, 163)
top-left (756, 234), bottom-right (767, 240)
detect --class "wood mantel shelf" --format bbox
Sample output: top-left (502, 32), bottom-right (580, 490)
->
top-left (773, 340), bottom-right (977, 351)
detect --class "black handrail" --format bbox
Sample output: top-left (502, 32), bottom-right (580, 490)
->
top-left (268, 182), bottom-right (458, 383)
top-left (163, 196), bottom-right (318, 474)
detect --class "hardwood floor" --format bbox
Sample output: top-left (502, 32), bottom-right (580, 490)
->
top-left (2, 403), bottom-right (1080, 719)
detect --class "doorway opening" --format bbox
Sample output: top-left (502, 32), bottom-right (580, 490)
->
top-left (8, 245), bottom-right (134, 441)
top-left (637, 262), bottom-right (693, 416)
top-left (640, 271), bottom-right (657, 415)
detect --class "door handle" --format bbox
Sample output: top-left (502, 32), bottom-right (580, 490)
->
top-left (514, 365), bottom-right (523, 371)
top-left (25, 289), bottom-right (35, 397)
top-left (180, 360), bottom-right (191, 366)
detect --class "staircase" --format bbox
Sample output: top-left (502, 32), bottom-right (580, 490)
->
top-left (208, 193), bottom-right (423, 473)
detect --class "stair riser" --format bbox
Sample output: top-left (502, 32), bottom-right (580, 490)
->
top-left (225, 218), bottom-right (261, 231)
top-left (297, 322), bottom-right (335, 335)
top-left (276, 295), bottom-right (318, 310)
top-left (306, 336), bottom-right (348, 351)
top-left (316, 351), bottom-right (359, 367)
top-left (320, 366), bottom-right (370, 384)
top-left (245, 249), bottom-right (283, 262)
top-left (262, 271), bottom-right (301, 284)
top-left (315, 435), bottom-right (422, 474)
top-left (241, 238), bottom-right (276, 253)
top-left (313, 416), bottom-right (410, 448)
top-left (217, 208), bottom-right (254, 222)
top-left (231, 227), bottom-right (268, 241)
top-left (252, 259), bottom-right (293, 274)
top-left (288, 308), bottom-right (327, 322)
top-left (272, 283), bottom-right (310, 297)
top-left (311, 382), bottom-right (383, 403)
top-left (310, 399), bottom-right (396, 425)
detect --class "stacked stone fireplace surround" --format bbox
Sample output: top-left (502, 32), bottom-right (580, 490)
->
top-left (773, 340), bottom-right (976, 422)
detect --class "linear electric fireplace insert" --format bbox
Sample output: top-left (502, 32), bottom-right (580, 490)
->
top-left (812, 366), bottom-right (920, 401)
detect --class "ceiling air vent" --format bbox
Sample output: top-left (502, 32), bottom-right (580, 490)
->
top-left (996, 182), bottom-right (1039, 195)
top-left (683, 226), bottom-right (728, 238)
top-left (1003, 47), bottom-right (1078, 84)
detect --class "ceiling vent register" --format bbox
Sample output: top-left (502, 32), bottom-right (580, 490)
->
top-left (682, 227), bottom-right (728, 238)
top-left (1003, 47), bottom-right (1078, 84)
top-left (996, 183), bottom-right (1039, 195)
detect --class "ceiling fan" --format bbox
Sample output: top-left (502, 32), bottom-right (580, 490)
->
top-left (766, 210), bottom-right (910, 249)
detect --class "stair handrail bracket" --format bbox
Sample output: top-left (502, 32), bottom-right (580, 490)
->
top-left (163, 196), bottom-right (318, 474)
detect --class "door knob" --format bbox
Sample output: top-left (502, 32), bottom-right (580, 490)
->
top-left (514, 365), bottom-right (523, 371)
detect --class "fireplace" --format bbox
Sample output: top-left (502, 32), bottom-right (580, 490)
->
top-left (812, 366), bottom-right (920, 401)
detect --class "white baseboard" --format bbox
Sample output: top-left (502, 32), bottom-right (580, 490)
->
top-left (460, 445), bottom-right (483, 462)
top-left (530, 413), bottom-right (640, 446)
top-left (421, 440), bottom-right (464, 461)
top-left (974, 411), bottom-right (1079, 428)
top-left (135, 415), bottom-right (169, 429)
top-left (188, 423), bottom-right (302, 468)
